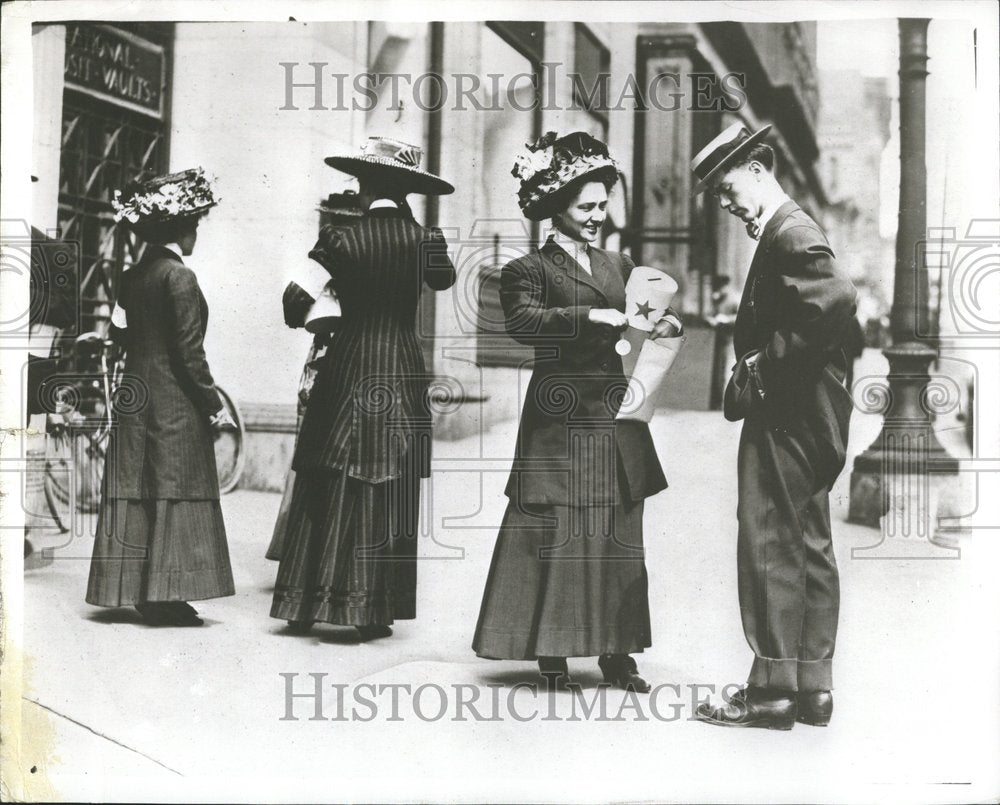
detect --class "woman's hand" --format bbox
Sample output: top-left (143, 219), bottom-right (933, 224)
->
top-left (588, 308), bottom-right (628, 329)
top-left (652, 307), bottom-right (684, 339)
top-left (210, 407), bottom-right (237, 432)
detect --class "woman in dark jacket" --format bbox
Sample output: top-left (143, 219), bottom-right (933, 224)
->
top-left (473, 132), bottom-right (676, 690)
top-left (270, 137), bottom-right (456, 639)
top-left (87, 168), bottom-right (235, 626)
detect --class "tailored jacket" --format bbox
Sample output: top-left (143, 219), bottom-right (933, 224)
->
top-left (726, 200), bottom-right (858, 490)
top-left (293, 207), bottom-right (456, 483)
top-left (500, 237), bottom-right (667, 507)
top-left (105, 244), bottom-right (224, 499)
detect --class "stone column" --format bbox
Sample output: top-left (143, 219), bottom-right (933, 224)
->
top-left (848, 19), bottom-right (959, 538)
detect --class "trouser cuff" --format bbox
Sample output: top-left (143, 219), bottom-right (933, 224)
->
top-left (748, 656), bottom-right (833, 693)
top-left (797, 658), bottom-right (833, 692)
top-left (748, 656), bottom-right (798, 692)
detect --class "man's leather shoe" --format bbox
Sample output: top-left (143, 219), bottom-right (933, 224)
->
top-left (797, 690), bottom-right (833, 726)
top-left (695, 686), bottom-right (797, 730)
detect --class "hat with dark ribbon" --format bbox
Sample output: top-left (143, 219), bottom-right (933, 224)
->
top-left (316, 191), bottom-right (364, 216)
top-left (324, 136), bottom-right (454, 196)
top-left (690, 122), bottom-right (772, 196)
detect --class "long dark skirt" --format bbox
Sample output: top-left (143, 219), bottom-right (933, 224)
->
top-left (270, 467), bottom-right (419, 626)
top-left (473, 496), bottom-right (651, 660)
top-left (86, 497), bottom-right (235, 606)
top-left (265, 465), bottom-right (296, 561)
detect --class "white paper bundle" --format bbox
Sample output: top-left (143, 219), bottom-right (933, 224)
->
top-left (616, 336), bottom-right (684, 422)
top-left (304, 285), bottom-right (342, 334)
top-left (617, 325), bottom-right (648, 378)
top-left (290, 259), bottom-right (342, 334)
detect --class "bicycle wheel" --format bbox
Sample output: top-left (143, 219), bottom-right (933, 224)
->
top-left (46, 426), bottom-right (106, 515)
top-left (214, 385), bottom-right (246, 494)
top-left (43, 427), bottom-right (74, 532)
top-left (77, 426), bottom-right (108, 512)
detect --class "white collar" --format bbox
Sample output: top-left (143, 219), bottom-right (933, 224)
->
top-left (752, 195), bottom-right (791, 239)
top-left (369, 198), bottom-right (398, 210)
top-left (162, 243), bottom-right (183, 260)
top-left (545, 228), bottom-right (594, 274)
top-left (544, 227), bottom-right (590, 253)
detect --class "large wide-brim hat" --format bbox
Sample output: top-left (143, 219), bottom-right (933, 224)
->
top-left (514, 131), bottom-right (620, 221)
top-left (112, 167), bottom-right (219, 225)
top-left (690, 122), bottom-right (772, 196)
top-left (324, 137), bottom-right (454, 196)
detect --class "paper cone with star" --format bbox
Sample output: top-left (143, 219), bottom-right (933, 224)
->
top-left (624, 266), bottom-right (678, 330)
top-left (618, 266), bottom-right (679, 377)
top-left (616, 336), bottom-right (684, 422)
top-left (615, 266), bottom-right (683, 421)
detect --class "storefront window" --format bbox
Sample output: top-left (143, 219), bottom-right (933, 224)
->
top-left (57, 23), bottom-right (172, 335)
top-left (474, 23), bottom-right (543, 368)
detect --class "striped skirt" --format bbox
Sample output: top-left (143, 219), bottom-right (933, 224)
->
top-left (86, 497), bottom-right (235, 606)
top-left (265, 465), bottom-right (296, 561)
top-left (472, 496), bottom-right (651, 660)
top-left (270, 467), bottom-right (420, 626)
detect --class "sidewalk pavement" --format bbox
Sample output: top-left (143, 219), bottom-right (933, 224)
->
top-left (15, 350), bottom-right (1000, 802)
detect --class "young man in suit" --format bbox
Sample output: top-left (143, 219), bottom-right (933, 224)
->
top-left (690, 123), bottom-right (858, 729)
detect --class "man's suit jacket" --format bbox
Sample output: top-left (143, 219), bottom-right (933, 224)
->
top-left (106, 244), bottom-right (223, 499)
top-left (726, 200), bottom-right (858, 490)
top-left (293, 207), bottom-right (456, 483)
top-left (499, 237), bottom-right (667, 506)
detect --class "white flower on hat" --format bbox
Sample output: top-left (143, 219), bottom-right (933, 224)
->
top-left (110, 167), bottom-right (218, 224)
top-left (512, 152), bottom-right (535, 181)
top-left (529, 147), bottom-right (553, 173)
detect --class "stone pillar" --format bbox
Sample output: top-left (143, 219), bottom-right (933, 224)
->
top-left (30, 24), bottom-right (66, 233)
top-left (848, 19), bottom-right (959, 537)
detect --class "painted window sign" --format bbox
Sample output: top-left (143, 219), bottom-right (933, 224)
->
top-left (64, 24), bottom-right (165, 118)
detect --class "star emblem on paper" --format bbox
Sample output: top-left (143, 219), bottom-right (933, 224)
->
top-left (635, 300), bottom-right (656, 319)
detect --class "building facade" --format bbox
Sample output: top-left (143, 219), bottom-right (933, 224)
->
top-left (817, 70), bottom-right (893, 326)
top-left (31, 18), bottom-right (828, 490)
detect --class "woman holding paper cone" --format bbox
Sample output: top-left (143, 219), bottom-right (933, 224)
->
top-left (270, 137), bottom-right (456, 639)
top-left (473, 132), bottom-right (680, 690)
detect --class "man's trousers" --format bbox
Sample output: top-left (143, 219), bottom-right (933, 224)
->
top-left (736, 413), bottom-right (840, 693)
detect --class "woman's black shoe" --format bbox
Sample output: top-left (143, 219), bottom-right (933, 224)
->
top-left (136, 601), bottom-right (203, 626)
top-left (538, 656), bottom-right (573, 691)
top-left (598, 654), bottom-right (651, 693)
top-left (356, 624), bottom-right (392, 640)
top-left (287, 619), bottom-right (315, 634)
top-left (135, 602), bottom-right (169, 625)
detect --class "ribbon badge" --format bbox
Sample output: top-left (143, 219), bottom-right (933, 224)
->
top-left (394, 145), bottom-right (421, 167)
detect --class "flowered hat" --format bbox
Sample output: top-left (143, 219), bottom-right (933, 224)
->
top-left (325, 136), bottom-right (454, 196)
top-left (512, 131), bottom-right (620, 221)
top-left (112, 168), bottom-right (219, 224)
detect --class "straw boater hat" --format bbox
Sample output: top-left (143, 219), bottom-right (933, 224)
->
top-left (512, 130), bottom-right (620, 221)
top-left (111, 168), bottom-right (219, 224)
top-left (689, 122), bottom-right (772, 196)
top-left (324, 136), bottom-right (454, 196)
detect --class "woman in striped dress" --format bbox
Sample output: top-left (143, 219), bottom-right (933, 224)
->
top-left (270, 137), bottom-right (455, 639)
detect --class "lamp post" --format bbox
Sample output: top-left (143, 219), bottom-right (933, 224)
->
top-left (847, 18), bottom-right (959, 527)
